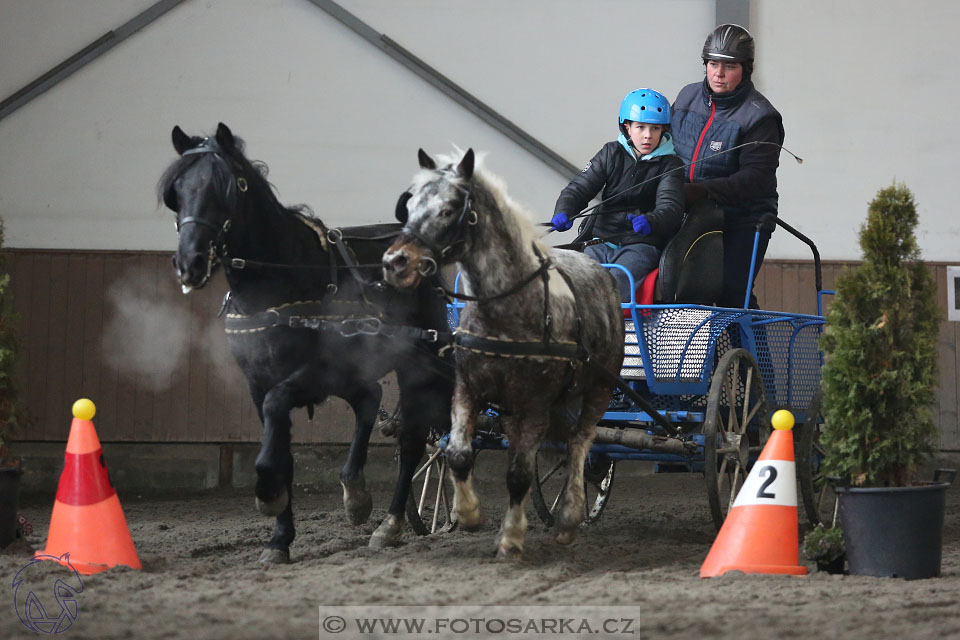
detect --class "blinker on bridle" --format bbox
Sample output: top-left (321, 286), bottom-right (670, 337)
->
top-left (174, 139), bottom-right (249, 235)
top-left (405, 183), bottom-right (478, 276)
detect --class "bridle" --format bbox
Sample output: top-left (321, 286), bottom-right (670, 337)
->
top-left (401, 183), bottom-right (478, 277)
top-left (171, 140), bottom-right (248, 290)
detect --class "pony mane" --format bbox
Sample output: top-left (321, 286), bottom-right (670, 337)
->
top-left (157, 134), bottom-right (316, 220)
top-left (417, 148), bottom-right (546, 254)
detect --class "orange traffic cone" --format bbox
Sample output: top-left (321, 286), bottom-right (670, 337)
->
top-left (700, 409), bottom-right (808, 577)
top-left (36, 399), bottom-right (141, 575)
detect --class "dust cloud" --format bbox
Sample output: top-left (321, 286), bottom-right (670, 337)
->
top-left (101, 271), bottom-right (192, 391)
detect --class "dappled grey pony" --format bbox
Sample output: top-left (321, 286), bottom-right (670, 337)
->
top-left (383, 149), bottom-right (624, 559)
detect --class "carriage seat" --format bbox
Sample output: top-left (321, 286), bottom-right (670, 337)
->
top-left (629, 201), bottom-right (724, 308)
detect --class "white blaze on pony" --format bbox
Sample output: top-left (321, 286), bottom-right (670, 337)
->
top-left (384, 148), bottom-right (624, 560)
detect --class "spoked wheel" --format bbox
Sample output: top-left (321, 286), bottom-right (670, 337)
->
top-left (703, 348), bottom-right (769, 531)
top-left (797, 391), bottom-right (838, 526)
top-left (531, 447), bottom-right (615, 527)
top-left (405, 444), bottom-right (458, 535)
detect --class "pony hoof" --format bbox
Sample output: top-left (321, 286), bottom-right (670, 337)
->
top-left (345, 496), bottom-right (373, 525)
top-left (255, 488), bottom-right (289, 517)
top-left (258, 547), bottom-right (290, 565)
top-left (554, 528), bottom-right (578, 545)
top-left (369, 515), bottom-right (404, 549)
top-left (456, 509), bottom-right (485, 532)
top-left (496, 544), bottom-right (523, 561)
top-left (341, 481), bottom-right (373, 525)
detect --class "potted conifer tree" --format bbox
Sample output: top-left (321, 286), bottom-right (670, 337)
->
top-left (819, 182), bottom-right (953, 579)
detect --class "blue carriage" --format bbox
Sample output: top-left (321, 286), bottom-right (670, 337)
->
top-left (405, 214), bottom-right (831, 537)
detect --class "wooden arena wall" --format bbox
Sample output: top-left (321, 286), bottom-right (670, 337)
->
top-left (8, 249), bottom-right (960, 449)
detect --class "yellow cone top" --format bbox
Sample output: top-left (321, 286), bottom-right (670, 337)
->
top-left (72, 398), bottom-right (96, 421)
top-left (771, 409), bottom-right (794, 431)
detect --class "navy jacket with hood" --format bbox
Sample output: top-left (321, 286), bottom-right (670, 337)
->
top-left (554, 133), bottom-right (684, 249)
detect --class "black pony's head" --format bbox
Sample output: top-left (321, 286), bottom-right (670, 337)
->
top-left (158, 122), bottom-right (255, 292)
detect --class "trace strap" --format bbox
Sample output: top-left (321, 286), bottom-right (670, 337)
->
top-left (223, 300), bottom-right (450, 344)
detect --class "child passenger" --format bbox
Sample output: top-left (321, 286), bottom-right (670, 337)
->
top-left (550, 88), bottom-right (684, 302)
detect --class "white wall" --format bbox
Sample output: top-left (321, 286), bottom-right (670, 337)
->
top-left (0, 0), bottom-right (709, 251)
top-left (756, 0), bottom-right (960, 260)
top-left (0, 0), bottom-right (955, 261)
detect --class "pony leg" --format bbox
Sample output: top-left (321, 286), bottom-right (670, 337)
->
top-left (496, 446), bottom-right (534, 560)
top-left (554, 392), bottom-right (606, 544)
top-left (340, 382), bottom-right (382, 525)
top-left (245, 387), bottom-right (294, 564)
top-left (369, 423), bottom-right (426, 548)
top-left (254, 369), bottom-right (316, 517)
top-left (255, 387), bottom-right (294, 518)
top-left (447, 384), bottom-right (483, 531)
top-left (259, 487), bottom-right (295, 565)
top-left (370, 362), bottom-right (451, 548)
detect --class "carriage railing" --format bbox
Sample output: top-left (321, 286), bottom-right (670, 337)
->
top-left (444, 263), bottom-right (826, 419)
top-left (608, 263), bottom-right (826, 413)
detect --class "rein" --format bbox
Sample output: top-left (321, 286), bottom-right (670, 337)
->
top-left (437, 245), bottom-right (554, 303)
top-left (540, 140), bottom-right (805, 232)
top-left (172, 140), bottom-right (390, 291)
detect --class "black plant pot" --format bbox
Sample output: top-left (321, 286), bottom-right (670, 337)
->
top-left (836, 471), bottom-right (954, 580)
top-left (0, 462), bottom-right (22, 548)
top-left (815, 555), bottom-right (845, 575)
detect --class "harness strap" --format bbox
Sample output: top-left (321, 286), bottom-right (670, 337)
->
top-left (531, 243), bottom-right (554, 346)
top-left (440, 245), bottom-right (553, 303)
top-left (223, 301), bottom-right (452, 346)
top-left (330, 231), bottom-right (378, 287)
top-left (452, 330), bottom-right (582, 360)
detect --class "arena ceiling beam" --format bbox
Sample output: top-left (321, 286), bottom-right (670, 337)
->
top-left (0, 0), bottom-right (188, 122)
top-left (306, 0), bottom-right (580, 179)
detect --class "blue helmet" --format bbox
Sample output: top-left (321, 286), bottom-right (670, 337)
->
top-left (618, 88), bottom-right (671, 128)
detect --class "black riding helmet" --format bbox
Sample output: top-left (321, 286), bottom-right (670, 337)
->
top-left (702, 23), bottom-right (754, 79)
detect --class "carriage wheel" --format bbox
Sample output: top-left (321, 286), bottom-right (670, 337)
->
top-left (797, 391), bottom-right (838, 526)
top-left (405, 444), bottom-right (459, 536)
top-left (703, 348), bottom-right (768, 531)
top-left (530, 447), bottom-right (615, 527)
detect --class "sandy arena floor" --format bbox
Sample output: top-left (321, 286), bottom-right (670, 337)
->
top-left (2, 451), bottom-right (959, 640)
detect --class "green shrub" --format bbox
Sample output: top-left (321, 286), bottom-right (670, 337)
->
top-left (801, 523), bottom-right (845, 563)
top-left (819, 183), bottom-right (940, 487)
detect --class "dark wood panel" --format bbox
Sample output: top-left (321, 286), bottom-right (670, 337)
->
top-left (185, 275), bottom-right (213, 441)
top-left (22, 254), bottom-right (51, 440)
top-left (80, 256), bottom-right (105, 421)
top-left (5, 251), bottom-right (959, 449)
top-left (155, 256), bottom-right (190, 442)
top-left (108, 255), bottom-right (141, 441)
top-left (946, 321), bottom-right (960, 450)
top-left (61, 255), bottom-right (87, 431)
top-left (96, 254), bottom-right (126, 440)
top-left (43, 255), bottom-right (71, 440)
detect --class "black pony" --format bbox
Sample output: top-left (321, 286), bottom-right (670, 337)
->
top-left (158, 123), bottom-right (452, 562)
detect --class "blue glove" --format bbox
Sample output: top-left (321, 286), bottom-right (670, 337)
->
top-left (551, 212), bottom-right (573, 232)
top-left (630, 213), bottom-right (651, 235)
